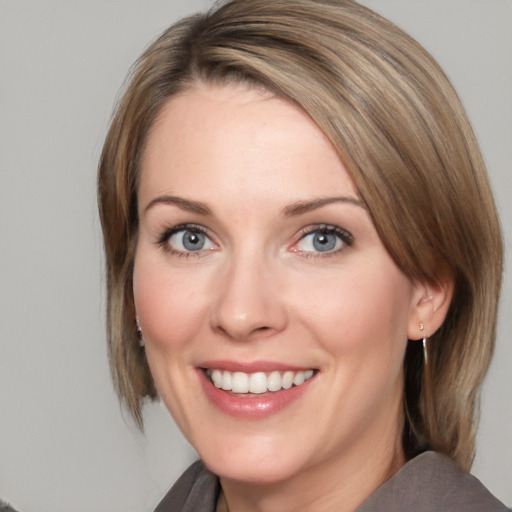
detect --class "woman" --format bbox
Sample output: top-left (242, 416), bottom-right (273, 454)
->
top-left (97, 0), bottom-right (508, 510)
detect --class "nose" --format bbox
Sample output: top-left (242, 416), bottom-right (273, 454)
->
top-left (211, 253), bottom-right (288, 341)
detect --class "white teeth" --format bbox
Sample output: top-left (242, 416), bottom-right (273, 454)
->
top-left (267, 371), bottom-right (282, 392)
top-left (207, 368), bottom-right (315, 393)
top-left (221, 371), bottom-right (232, 391)
top-left (211, 369), bottom-right (223, 388)
top-left (293, 371), bottom-right (305, 386)
top-left (232, 372), bottom-right (249, 393)
top-left (249, 372), bottom-right (267, 394)
top-left (282, 371), bottom-right (294, 390)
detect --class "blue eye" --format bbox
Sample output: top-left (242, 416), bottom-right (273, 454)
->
top-left (311, 232), bottom-right (338, 251)
top-left (295, 226), bottom-right (352, 254)
top-left (163, 226), bottom-right (216, 254)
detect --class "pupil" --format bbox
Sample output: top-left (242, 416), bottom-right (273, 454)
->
top-left (183, 231), bottom-right (205, 251)
top-left (313, 232), bottom-right (336, 251)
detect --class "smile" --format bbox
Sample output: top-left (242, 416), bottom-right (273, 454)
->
top-left (206, 369), bottom-right (315, 394)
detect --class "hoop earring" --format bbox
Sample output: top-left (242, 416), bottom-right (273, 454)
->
top-left (419, 323), bottom-right (428, 364)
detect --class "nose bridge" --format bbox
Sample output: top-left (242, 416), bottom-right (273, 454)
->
top-left (212, 243), bottom-right (286, 340)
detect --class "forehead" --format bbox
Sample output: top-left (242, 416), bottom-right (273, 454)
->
top-left (139, 82), bottom-right (357, 209)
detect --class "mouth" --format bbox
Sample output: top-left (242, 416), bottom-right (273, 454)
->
top-left (197, 362), bottom-right (319, 418)
top-left (203, 368), bottom-right (316, 395)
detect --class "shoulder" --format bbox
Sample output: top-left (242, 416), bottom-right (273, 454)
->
top-left (357, 451), bottom-right (510, 512)
top-left (153, 460), bottom-right (219, 512)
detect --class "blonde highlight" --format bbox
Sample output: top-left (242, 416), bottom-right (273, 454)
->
top-left (97, 0), bottom-right (502, 468)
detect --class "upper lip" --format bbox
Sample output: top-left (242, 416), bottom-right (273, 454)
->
top-left (197, 360), bottom-right (315, 373)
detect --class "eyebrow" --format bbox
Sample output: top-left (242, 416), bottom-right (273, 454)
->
top-left (143, 195), bottom-right (212, 215)
top-left (282, 196), bottom-right (365, 217)
top-left (143, 194), bottom-right (364, 218)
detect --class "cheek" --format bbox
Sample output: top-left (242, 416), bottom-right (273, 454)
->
top-left (293, 259), bottom-right (413, 361)
top-left (132, 257), bottom-right (212, 350)
top-left (132, 256), bottom-right (213, 431)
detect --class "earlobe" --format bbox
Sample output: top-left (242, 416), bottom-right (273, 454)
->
top-left (408, 277), bottom-right (454, 340)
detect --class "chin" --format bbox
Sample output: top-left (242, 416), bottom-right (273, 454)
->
top-left (197, 437), bottom-right (305, 485)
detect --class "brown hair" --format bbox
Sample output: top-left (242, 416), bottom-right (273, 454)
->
top-left (97, 0), bottom-right (503, 470)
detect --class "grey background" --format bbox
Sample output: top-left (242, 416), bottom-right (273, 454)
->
top-left (0, 1), bottom-right (510, 510)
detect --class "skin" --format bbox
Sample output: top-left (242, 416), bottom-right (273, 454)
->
top-left (133, 82), bottom-right (450, 512)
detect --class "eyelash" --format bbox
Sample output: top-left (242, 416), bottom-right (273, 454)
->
top-left (156, 223), bottom-right (215, 258)
top-left (292, 224), bottom-right (354, 259)
top-left (154, 223), bottom-right (354, 258)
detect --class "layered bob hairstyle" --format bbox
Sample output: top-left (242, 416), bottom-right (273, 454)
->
top-left (98, 0), bottom-right (503, 471)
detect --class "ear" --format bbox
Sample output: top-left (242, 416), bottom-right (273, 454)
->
top-left (407, 276), bottom-right (454, 340)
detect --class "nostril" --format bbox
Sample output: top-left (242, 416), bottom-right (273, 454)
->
top-left (214, 323), bottom-right (272, 341)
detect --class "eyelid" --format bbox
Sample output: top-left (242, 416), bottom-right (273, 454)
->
top-left (290, 224), bottom-right (354, 255)
top-left (156, 223), bottom-right (205, 243)
top-left (155, 223), bottom-right (218, 256)
top-left (153, 222), bottom-right (353, 258)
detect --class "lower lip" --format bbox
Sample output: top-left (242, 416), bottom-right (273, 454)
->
top-left (198, 370), bottom-right (314, 419)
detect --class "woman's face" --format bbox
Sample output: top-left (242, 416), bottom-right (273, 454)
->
top-left (134, 83), bottom-right (423, 484)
